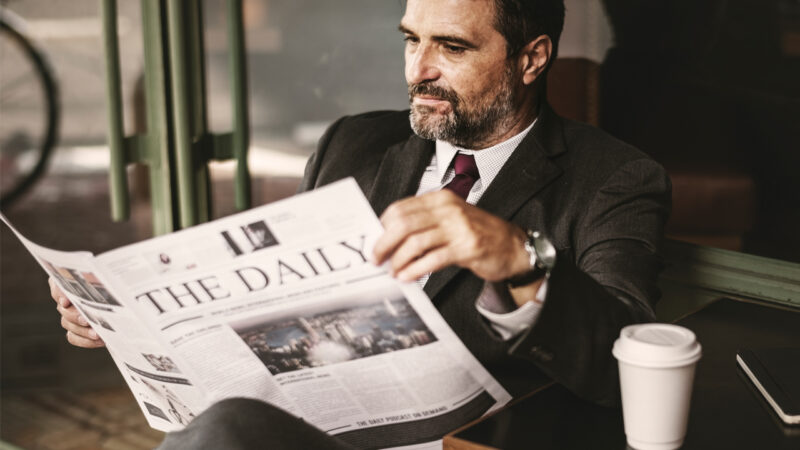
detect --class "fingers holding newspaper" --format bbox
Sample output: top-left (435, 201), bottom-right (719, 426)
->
top-left (49, 277), bottom-right (105, 348)
top-left (374, 191), bottom-right (531, 283)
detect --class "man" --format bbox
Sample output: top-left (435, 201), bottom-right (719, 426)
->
top-left (52, 0), bottom-right (670, 446)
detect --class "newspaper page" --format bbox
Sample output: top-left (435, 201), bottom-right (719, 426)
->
top-left (3, 178), bottom-right (512, 448)
top-left (0, 217), bottom-right (208, 431)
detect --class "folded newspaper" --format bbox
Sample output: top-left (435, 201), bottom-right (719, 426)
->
top-left (1, 178), bottom-right (511, 449)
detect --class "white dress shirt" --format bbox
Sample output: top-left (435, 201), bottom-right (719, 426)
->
top-left (413, 119), bottom-right (547, 340)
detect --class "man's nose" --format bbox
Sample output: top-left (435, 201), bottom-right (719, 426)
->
top-left (406, 45), bottom-right (441, 85)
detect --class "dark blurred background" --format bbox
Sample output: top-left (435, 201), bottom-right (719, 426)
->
top-left (1, 0), bottom-right (798, 448)
top-left (601, 0), bottom-right (800, 262)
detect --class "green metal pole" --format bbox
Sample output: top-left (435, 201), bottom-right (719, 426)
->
top-left (166, 0), bottom-right (199, 227)
top-left (227, 0), bottom-right (251, 211)
top-left (187, 0), bottom-right (211, 223)
top-left (100, 0), bottom-right (129, 221)
top-left (141, 0), bottom-right (178, 234)
top-left (166, 0), bottom-right (212, 228)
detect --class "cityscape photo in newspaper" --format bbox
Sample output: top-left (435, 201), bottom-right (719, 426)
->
top-left (232, 287), bottom-right (437, 376)
top-left (1, 178), bottom-right (512, 449)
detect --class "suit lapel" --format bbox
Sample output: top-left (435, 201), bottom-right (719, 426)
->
top-left (367, 134), bottom-right (435, 217)
top-left (476, 130), bottom-right (563, 220)
top-left (424, 105), bottom-right (566, 301)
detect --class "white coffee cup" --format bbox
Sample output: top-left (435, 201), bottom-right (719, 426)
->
top-left (612, 324), bottom-right (702, 450)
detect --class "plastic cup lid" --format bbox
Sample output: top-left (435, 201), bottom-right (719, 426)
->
top-left (612, 323), bottom-right (702, 368)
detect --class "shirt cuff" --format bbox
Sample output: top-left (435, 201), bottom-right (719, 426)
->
top-left (475, 280), bottom-right (548, 340)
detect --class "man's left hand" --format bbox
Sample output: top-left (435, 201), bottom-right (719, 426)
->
top-left (373, 190), bottom-right (531, 283)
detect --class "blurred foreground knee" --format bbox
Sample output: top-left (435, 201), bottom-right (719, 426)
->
top-left (157, 398), bottom-right (353, 450)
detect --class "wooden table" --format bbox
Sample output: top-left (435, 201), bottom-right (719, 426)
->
top-left (444, 298), bottom-right (800, 449)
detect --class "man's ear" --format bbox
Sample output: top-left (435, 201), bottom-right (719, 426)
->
top-left (518, 35), bottom-right (552, 85)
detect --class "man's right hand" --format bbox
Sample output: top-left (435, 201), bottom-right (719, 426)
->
top-left (49, 277), bottom-right (105, 348)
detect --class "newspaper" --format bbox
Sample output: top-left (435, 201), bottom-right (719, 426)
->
top-left (1, 178), bottom-right (511, 449)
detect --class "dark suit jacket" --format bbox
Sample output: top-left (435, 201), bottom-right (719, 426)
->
top-left (298, 104), bottom-right (671, 406)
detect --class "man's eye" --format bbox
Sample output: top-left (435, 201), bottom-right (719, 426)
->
top-left (444, 44), bottom-right (466, 54)
top-left (403, 35), bottom-right (419, 44)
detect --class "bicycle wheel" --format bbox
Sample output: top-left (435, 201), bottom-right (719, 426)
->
top-left (0, 6), bottom-right (60, 209)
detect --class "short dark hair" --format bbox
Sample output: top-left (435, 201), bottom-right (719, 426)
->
top-left (492, 0), bottom-right (565, 62)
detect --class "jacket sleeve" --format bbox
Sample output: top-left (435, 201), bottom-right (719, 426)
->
top-left (508, 158), bottom-right (672, 406)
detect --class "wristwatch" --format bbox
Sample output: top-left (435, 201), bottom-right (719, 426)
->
top-left (505, 229), bottom-right (557, 288)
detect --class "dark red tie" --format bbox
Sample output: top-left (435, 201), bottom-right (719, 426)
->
top-left (444, 153), bottom-right (480, 200)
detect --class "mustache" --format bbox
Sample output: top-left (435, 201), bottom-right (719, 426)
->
top-left (408, 83), bottom-right (459, 106)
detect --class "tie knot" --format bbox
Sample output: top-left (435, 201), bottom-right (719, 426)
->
top-left (443, 153), bottom-right (480, 200)
top-left (452, 153), bottom-right (479, 180)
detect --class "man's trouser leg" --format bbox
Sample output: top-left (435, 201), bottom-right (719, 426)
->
top-left (157, 398), bottom-right (356, 450)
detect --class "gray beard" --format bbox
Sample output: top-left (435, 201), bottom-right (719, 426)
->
top-left (408, 68), bottom-right (516, 148)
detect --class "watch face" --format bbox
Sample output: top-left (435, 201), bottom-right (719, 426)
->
top-left (533, 233), bottom-right (557, 268)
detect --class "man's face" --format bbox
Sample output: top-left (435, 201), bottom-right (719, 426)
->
top-left (400, 0), bottom-right (521, 148)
